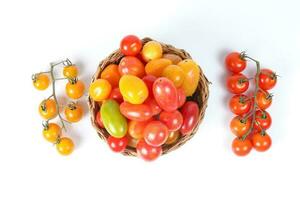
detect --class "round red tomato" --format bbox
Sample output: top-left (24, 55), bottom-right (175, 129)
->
top-left (96, 111), bottom-right (104, 128)
top-left (120, 102), bottom-right (152, 121)
top-left (232, 137), bottom-right (252, 156)
top-left (254, 110), bottom-right (272, 131)
top-left (118, 56), bottom-right (145, 78)
top-left (225, 52), bottom-right (246, 73)
top-left (142, 75), bottom-right (156, 97)
top-left (180, 101), bottom-right (199, 135)
top-left (144, 97), bottom-right (162, 116)
top-left (136, 139), bottom-right (162, 161)
top-left (258, 69), bottom-right (277, 90)
top-left (107, 136), bottom-right (128, 153)
top-left (252, 132), bottom-right (272, 152)
top-left (144, 121), bottom-right (169, 147)
top-left (120, 35), bottom-right (142, 56)
top-left (230, 116), bottom-right (251, 137)
top-left (153, 77), bottom-right (178, 112)
top-left (177, 88), bottom-right (186, 108)
top-left (109, 88), bottom-right (123, 104)
top-left (159, 110), bottom-right (183, 131)
top-left (229, 94), bottom-right (252, 115)
top-left (255, 90), bottom-right (272, 110)
top-left (226, 73), bottom-right (249, 94)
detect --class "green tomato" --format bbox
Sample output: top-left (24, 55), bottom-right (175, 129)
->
top-left (100, 100), bottom-right (128, 138)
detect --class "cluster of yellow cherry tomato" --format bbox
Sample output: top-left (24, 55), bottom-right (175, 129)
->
top-left (89, 35), bottom-right (201, 161)
top-left (32, 60), bottom-right (85, 155)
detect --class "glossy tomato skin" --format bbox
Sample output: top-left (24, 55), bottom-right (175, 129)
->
top-left (142, 41), bottom-right (163, 62)
top-left (143, 121), bottom-right (169, 147)
top-left (118, 56), bottom-right (145, 78)
top-left (255, 90), bottom-right (272, 110)
top-left (145, 58), bottom-right (172, 77)
top-left (109, 88), bottom-right (123, 104)
top-left (33, 74), bottom-right (50, 90)
top-left (178, 59), bottom-right (200, 96)
top-left (43, 123), bottom-right (61, 143)
top-left (258, 69), bottom-right (277, 90)
top-left (225, 52), bottom-right (246, 73)
top-left (136, 139), bottom-right (162, 161)
top-left (101, 100), bottom-right (128, 138)
top-left (230, 116), bottom-right (251, 137)
top-left (226, 74), bottom-right (249, 94)
top-left (63, 65), bottom-right (78, 79)
top-left (229, 94), bottom-right (252, 115)
top-left (142, 75), bottom-right (156, 97)
top-left (96, 111), bottom-right (104, 128)
top-left (232, 138), bottom-right (252, 156)
top-left (128, 119), bottom-right (152, 139)
top-left (89, 79), bottom-right (112, 101)
top-left (252, 133), bottom-right (272, 152)
top-left (56, 137), bottom-right (74, 156)
top-left (153, 77), bottom-right (178, 112)
top-left (39, 99), bottom-right (58, 120)
top-left (177, 88), bottom-right (186, 108)
top-left (165, 131), bottom-right (180, 145)
top-left (107, 136), bottom-right (128, 153)
top-left (180, 101), bottom-right (199, 135)
top-left (120, 35), bottom-right (142, 56)
top-left (65, 80), bottom-right (85, 99)
top-left (162, 65), bottom-right (185, 88)
top-left (100, 64), bottom-right (121, 88)
top-left (64, 103), bottom-right (83, 123)
top-left (254, 110), bottom-right (272, 131)
top-left (159, 110), bottom-right (183, 131)
top-left (144, 97), bottom-right (162, 116)
top-left (120, 102), bottom-right (152, 122)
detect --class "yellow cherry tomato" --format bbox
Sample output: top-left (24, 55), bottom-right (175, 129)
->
top-left (56, 137), bottom-right (74, 156)
top-left (33, 74), bottom-right (50, 90)
top-left (100, 64), bottom-right (121, 88)
top-left (142, 41), bottom-right (163, 62)
top-left (178, 59), bottom-right (200, 96)
top-left (162, 65), bottom-right (185, 88)
top-left (165, 131), bottom-right (180, 145)
top-left (39, 99), bottom-right (57, 120)
top-left (65, 80), bottom-right (85, 99)
top-left (63, 65), bottom-right (78, 79)
top-left (43, 123), bottom-right (61, 143)
top-left (89, 79), bottom-right (112, 101)
top-left (119, 75), bottom-right (148, 104)
top-left (145, 58), bottom-right (172, 77)
top-left (64, 102), bottom-right (83, 123)
top-left (162, 54), bottom-right (182, 64)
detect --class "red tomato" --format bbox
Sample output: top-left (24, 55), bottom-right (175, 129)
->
top-left (120, 102), bottom-right (152, 121)
top-left (128, 119), bottom-right (152, 139)
top-left (177, 88), bottom-right (186, 108)
top-left (120, 35), bottom-right (142, 56)
top-left (232, 138), bottom-right (252, 156)
top-left (109, 88), bottom-right (123, 104)
top-left (255, 90), bottom-right (272, 110)
top-left (258, 69), bottom-right (277, 90)
top-left (229, 94), bottom-right (252, 115)
top-left (254, 110), bottom-right (272, 131)
top-left (96, 111), bottom-right (104, 128)
top-left (159, 110), bottom-right (183, 131)
top-left (226, 73), bottom-right (249, 94)
top-left (136, 139), bottom-right (162, 161)
top-left (144, 121), bottom-right (169, 146)
top-left (180, 101), bottom-right (199, 135)
top-left (144, 97), bottom-right (162, 116)
top-left (230, 116), bottom-right (251, 137)
top-left (142, 75), bottom-right (156, 97)
top-left (225, 52), bottom-right (246, 73)
top-left (107, 136), bottom-right (128, 153)
top-left (118, 56), bottom-right (145, 78)
top-left (153, 77), bottom-right (178, 112)
top-left (252, 132), bottom-right (272, 152)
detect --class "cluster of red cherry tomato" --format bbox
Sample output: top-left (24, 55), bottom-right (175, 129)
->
top-left (89, 35), bottom-right (201, 161)
top-left (225, 52), bottom-right (277, 156)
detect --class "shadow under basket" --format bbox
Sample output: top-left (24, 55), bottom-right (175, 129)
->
top-left (88, 37), bottom-right (210, 157)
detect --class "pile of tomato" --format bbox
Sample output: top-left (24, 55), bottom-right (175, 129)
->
top-left (89, 35), bottom-right (201, 161)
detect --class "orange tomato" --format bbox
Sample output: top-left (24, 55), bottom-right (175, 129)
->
top-left (142, 41), bottom-right (163, 62)
top-left (162, 65), bottom-right (185, 87)
top-left (178, 59), bottom-right (200, 96)
top-left (39, 99), bottom-right (57, 120)
top-left (100, 64), bottom-right (121, 88)
top-left (165, 131), bottom-right (180, 145)
top-left (43, 123), bottom-right (61, 143)
top-left (162, 54), bottom-right (182, 64)
top-left (63, 65), bottom-right (78, 79)
top-left (255, 90), bottom-right (272, 110)
top-left (128, 119), bottom-right (152, 139)
top-left (89, 79), bottom-right (112, 101)
top-left (230, 116), bottom-right (251, 137)
top-left (118, 56), bottom-right (145, 78)
top-left (64, 102), bottom-right (83, 123)
top-left (145, 58), bottom-right (172, 77)
top-left (66, 80), bottom-right (85, 99)
top-left (33, 74), bottom-right (50, 90)
top-left (56, 137), bottom-right (74, 155)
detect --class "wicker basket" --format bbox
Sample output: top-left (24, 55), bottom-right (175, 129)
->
top-left (88, 37), bottom-right (209, 157)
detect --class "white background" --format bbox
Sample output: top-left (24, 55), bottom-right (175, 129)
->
top-left (0, 0), bottom-right (299, 199)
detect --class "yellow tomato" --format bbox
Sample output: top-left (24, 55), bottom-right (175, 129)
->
top-left (56, 137), bottom-right (74, 156)
top-left (165, 131), bottom-right (180, 145)
top-left (162, 54), bottom-right (182, 64)
top-left (119, 75), bottom-right (148, 104)
top-left (63, 65), bottom-right (78, 79)
top-left (64, 103), bottom-right (83, 123)
top-left (145, 58), bottom-right (172, 77)
top-left (66, 80), bottom-right (85, 99)
top-left (162, 65), bottom-right (185, 88)
top-left (39, 99), bottom-right (57, 120)
top-left (100, 64), bottom-right (121, 88)
top-left (142, 41), bottom-right (163, 62)
top-left (178, 59), bottom-right (200, 96)
top-left (89, 79), bottom-right (112, 101)
top-left (43, 123), bottom-right (61, 143)
top-left (33, 74), bottom-right (50, 90)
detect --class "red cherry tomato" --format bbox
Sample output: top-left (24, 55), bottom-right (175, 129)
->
top-left (258, 69), bottom-right (277, 90)
top-left (226, 73), bottom-right (249, 94)
top-left (96, 111), bottom-right (104, 128)
top-left (252, 132), bottom-right (272, 152)
top-left (144, 97), bottom-right (162, 116)
top-left (254, 110), bottom-right (272, 131)
top-left (255, 90), bottom-right (272, 110)
top-left (159, 110), bottom-right (183, 131)
top-left (120, 102), bottom-right (152, 121)
top-left (153, 77), bottom-right (178, 112)
top-left (118, 56), bottom-right (145, 78)
top-left (232, 137), bottom-right (252, 156)
top-left (143, 121), bottom-right (169, 147)
top-left (109, 88), bottom-right (123, 104)
top-left (225, 52), bottom-right (246, 73)
top-left (230, 116), bottom-right (251, 137)
top-left (136, 139), bottom-right (162, 161)
top-left (120, 35), bottom-right (142, 56)
top-left (229, 94), bottom-right (252, 115)
top-left (177, 88), bottom-right (186, 108)
top-left (180, 101), bottom-right (199, 135)
top-left (107, 136), bottom-right (128, 153)
top-left (142, 75), bottom-right (156, 97)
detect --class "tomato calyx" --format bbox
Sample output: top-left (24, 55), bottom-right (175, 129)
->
top-left (68, 77), bottom-right (78, 85)
top-left (67, 101), bottom-right (77, 110)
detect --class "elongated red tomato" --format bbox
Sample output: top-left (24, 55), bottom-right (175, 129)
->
top-left (120, 102), bottom-right (152, 121)
top-left (142, 75), bottom-right (156, 97)
top-left (177, 88), bottom-right (186, 108)
top-left (144, 97), bottom-right (162, 116)
top-left (136, 139), bottom-right (162, 161)
top-left (180, 101), bottom-right (199, 135)
top-left (159, 110), bottom-right (183, 131)
top-left (143, 121), bottom-right (169, 147)
top-left (153, 77), bottom-right (178, 112)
